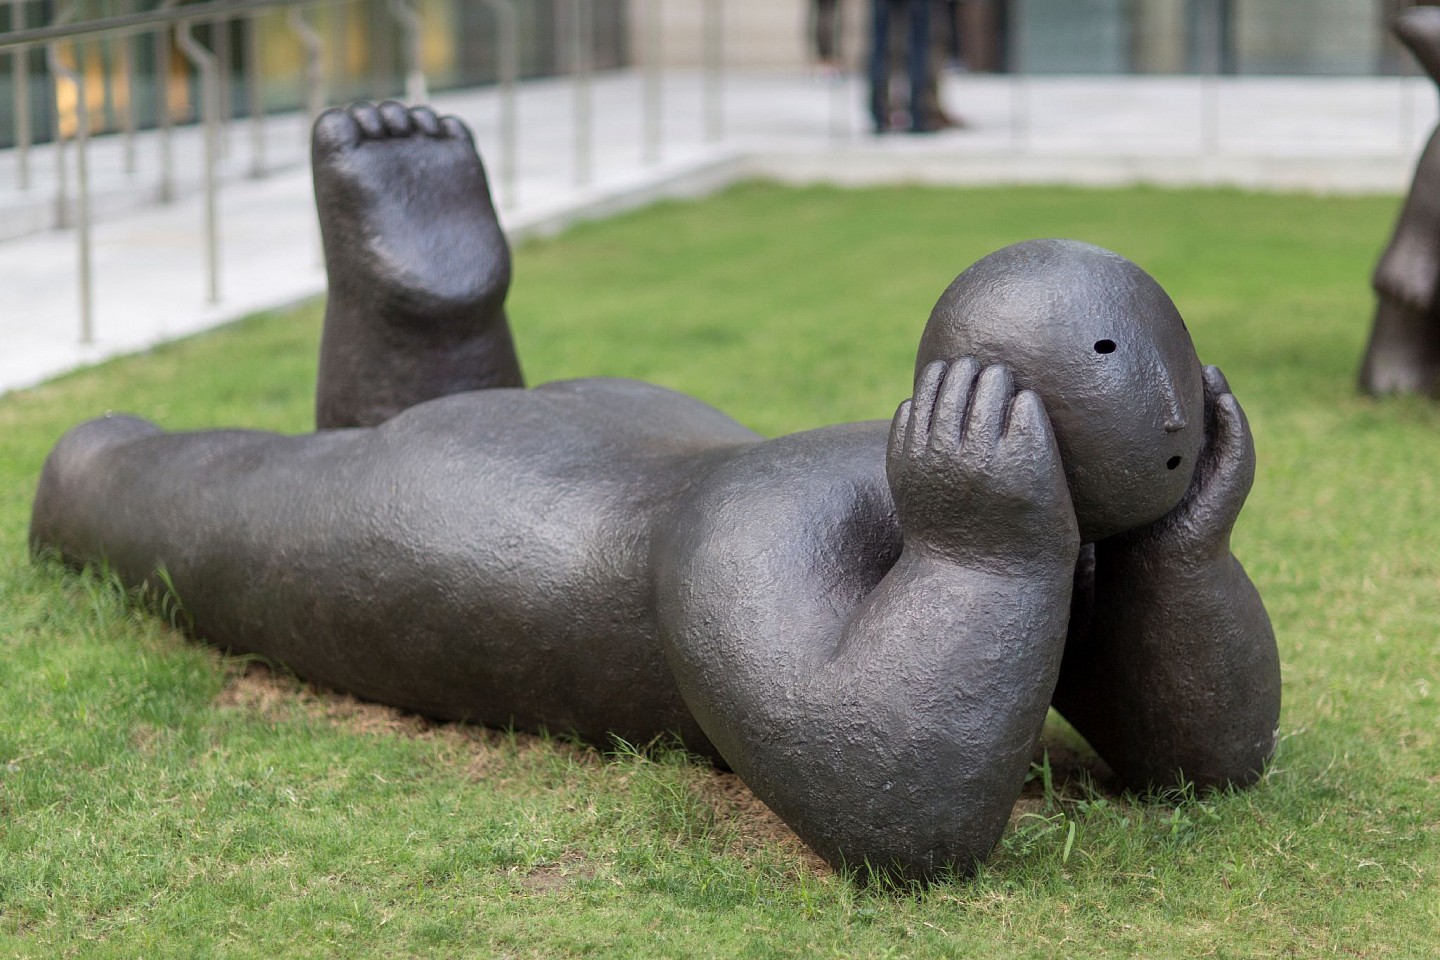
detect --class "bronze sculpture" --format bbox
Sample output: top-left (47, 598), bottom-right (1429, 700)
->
top-left (31, 103), bottom-right (1281, 881)
top-left (1361, 6), bottom-right (1440, 397)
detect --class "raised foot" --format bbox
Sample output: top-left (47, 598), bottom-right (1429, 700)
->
top-left (313, 101), bottom-right (510, 318)
top-left (313, 102), bottom-right (523, 429)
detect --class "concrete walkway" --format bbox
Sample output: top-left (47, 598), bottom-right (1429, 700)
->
top-left (0, 69), bottom-right (1432, 396)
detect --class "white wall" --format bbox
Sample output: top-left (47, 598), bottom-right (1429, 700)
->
top-left (629, 0), bottom-right (870, 71)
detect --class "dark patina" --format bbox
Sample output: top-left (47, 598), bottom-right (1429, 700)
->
top-left (31, 103), bottom-right (1281, 881)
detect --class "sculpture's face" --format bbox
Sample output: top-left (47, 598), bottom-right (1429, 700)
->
top-left (917, 239), bottom-right (1205, 543)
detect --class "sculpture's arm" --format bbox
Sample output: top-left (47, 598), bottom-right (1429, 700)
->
top-left (660, 359), bottom-right (1080, 880)
top-left (1053, 367), bottom-right (1280, 792)
top-left (1374, 129), bottom-right (1440, 312)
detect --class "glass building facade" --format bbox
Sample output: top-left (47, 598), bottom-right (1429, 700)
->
top-left (2, 0), bottom-right (1436, 149)
top-left (0, 0), bottom-right (630, 148)
top-left (958, 0), bottom-right (1426, 76)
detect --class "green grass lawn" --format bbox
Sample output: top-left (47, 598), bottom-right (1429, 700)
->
top-left (2, 183), bottom-right (1437, 958)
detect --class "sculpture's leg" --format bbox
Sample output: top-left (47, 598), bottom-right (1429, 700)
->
top-left (313, 101), bottom-right (524, 430)
top-left (1358, 296), bottom-right (1440, 397)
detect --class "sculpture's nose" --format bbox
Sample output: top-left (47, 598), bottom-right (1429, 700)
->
top-left (1160, 379), bottom-right (1187, 433)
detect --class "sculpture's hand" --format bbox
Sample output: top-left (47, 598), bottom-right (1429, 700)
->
top-left (887, 358), bottom-right (1078, 566)
top-left (1121, 365), bottom-right (1254, 561)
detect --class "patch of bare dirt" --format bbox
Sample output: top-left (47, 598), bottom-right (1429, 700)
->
top-left (217, 661), bottom-right (1127, 875)
top-left (696, 770), bottom-right (834, 876)
top-left (516, 852), bottom-right (595, 894)
top-left (219, 660), bottom-right (530, 749)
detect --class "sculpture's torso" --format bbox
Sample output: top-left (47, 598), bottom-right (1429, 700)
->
top-left (175, 378), bottom-right (901, 755)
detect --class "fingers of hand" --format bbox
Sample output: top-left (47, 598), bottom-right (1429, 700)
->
top-left (903, 358), bottom-right (1057, 469)
top-left (906, 360), bottom-right (949, 455)
top-left (1194, 391), bottom-right (1256, 520)
top-left (1213, 392), bottom-right (1256, 485)
top-left (965, 363), bottom-right (1014, 451)
top-left (928, 357), bottom-right (982, 454)
top-left (1202, 364), bottom-right (1231, 403)
top-left (888, 398), bottom-right (912, 467)
top-left (1002, 388), bottom-right (1053, 451)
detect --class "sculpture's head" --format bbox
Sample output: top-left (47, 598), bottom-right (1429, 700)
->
top-left (917, 239), bottom-right (1204, 543)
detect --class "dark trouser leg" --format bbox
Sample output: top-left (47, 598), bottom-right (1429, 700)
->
top-left (815, 0), bottom-right (839, 61)
top-left (868, 0), bottom-right (893, 131)
top-left (906, 0), bottom-right (932, 131)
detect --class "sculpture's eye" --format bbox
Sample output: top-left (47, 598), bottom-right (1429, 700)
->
top-left (1167, 456), bottom-right (1182, 470)
top-left (1094, 339), bottom-right (1117, 354)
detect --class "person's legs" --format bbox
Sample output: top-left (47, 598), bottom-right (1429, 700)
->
top-left (814, 0), bottom-right (839, 63)
top-left (868, 0), bottom-right (893, 132)
top-left (905, 0), bottom-right (932, 132)
top-left (312, 102), bottom-right (524, 430)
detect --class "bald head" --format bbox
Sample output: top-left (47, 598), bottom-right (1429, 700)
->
top-left (917, 239), bottom-right (1204, 542)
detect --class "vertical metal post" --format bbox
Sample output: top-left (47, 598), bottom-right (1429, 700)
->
top-left (46, 1), bottom-right (78, 226)
top-left (570, 0), bottom-right (591, 187)
top-left (118, 0), bottom-right (137, 173)
top-left (1200, 74), bottom-right (1218, 155)
top-left (247, 11), bottom-right (266, 177)
top-left (288, 7), bottom-right (325, 128)
top-left (826, 0), bottom-right (847, 141)
top-left (483, 0), bottom-right (518, 207)
top-left (702, 0), bottom-right (722, 141)
top-left (10, 0), bottom-right (31, 189)
top-left (327, 1), bottom-right (345, 104)
top-left (1197, 0), bottom-right (1222, 155)
top-left (47, 35), bottom-right (94, 343)
top-left (176, 19), bottom-right (221, 304)
top-left (215, 18), bottom-right (233, 157)
top-left (1007, 0), bottom-right (1028, 152)
top-left (642, 0), bottom-right (661, 163)
top-left (156, 0), bottom-right (180, 202)
top-left (389, 0), bottom-right (428, 103)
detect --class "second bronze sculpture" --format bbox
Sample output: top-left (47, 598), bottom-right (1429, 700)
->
top-left (1362, 5), bottom-right (1440, 397)
top-left (30, 102), bottom-right (1281, 881)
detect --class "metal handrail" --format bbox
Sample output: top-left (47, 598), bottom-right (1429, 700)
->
top-left (0, 0), bottom-right (343, 49)
top-left (2, 0), bottom-right (732, 351)
top-left (175, 17), bottom-right (221, 303)
top-left (2, 0), bottom-right (364, 345)
top-left (702, 0), bottom-right (722, 142)
top-left (288, 5), bottom-right (326, 124)
top-left (570, 0), bottom-right (590, 187)
top-left (156, 0), bottom-right (180, 202)
top-left (44, 0), bottom-right (93, 341)
top-left (481, 0), bottom-right (517, 207)
top-left (642, 0), bottom-right (660, 163)
top-left (8, 0), bottom-right (30, 188)
top-left (388, 0), bottom-right (426, 104)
